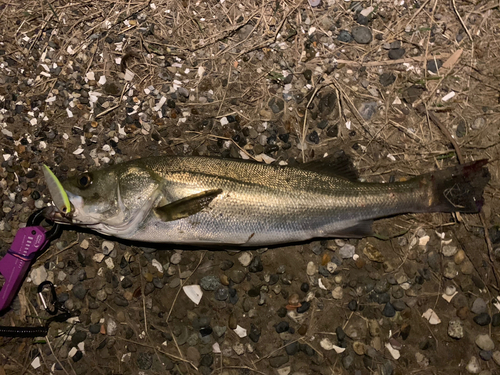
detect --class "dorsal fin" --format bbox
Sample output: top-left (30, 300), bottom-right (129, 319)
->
top-left (296, 151), bottom-right (359, 181)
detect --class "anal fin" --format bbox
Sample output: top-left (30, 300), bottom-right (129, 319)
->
top-left (329, 220), bottom-right (373, 238)
top-left (154, 189), bottom-right (223, 222)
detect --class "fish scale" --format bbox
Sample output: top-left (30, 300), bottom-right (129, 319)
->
top-left (44, 156), bottom-right (490, 246)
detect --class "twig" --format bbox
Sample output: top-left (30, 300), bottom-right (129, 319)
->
top-left (451, 0), bottom-right (472, 42)
top-left (334, 53), bottom-right (451, 67)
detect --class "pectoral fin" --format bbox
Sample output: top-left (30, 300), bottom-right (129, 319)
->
top-left (154, 189), bottom-right (223, 222)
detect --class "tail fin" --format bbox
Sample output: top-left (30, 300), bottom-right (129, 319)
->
top-left (427, 160), bottom-right (490, 213)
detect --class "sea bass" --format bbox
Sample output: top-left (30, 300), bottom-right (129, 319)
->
top-left (43, 155), bottom-right (490, 246)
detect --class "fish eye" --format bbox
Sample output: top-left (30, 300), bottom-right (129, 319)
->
top-left (78, 173), bottom-right (92, 188)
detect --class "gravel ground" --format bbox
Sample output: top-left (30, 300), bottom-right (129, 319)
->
top-left (1, 0), bottom-right (500, 374)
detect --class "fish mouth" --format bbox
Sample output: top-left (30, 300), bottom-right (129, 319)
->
top-left (42, 205), bottom-right (73, 224)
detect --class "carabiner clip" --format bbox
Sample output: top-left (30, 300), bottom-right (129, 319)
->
top-left (37, 281), bottom-right (58, 315)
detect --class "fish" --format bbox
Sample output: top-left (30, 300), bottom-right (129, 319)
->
top-left (43, 154), bottom-right (490, 247)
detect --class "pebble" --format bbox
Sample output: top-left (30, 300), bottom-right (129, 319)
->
top-left (443, 262), bottom-right (458, 279)
top-left (214, 287), bottom-right (228, 301)
top-left (475, 334), bottom-right (495, 351)
top-left (238, 252), bottom-right (253, 267)
top-left (388, 48), bottom-right (405, 59)
top-left (107, 318), bottom-right (118, 336)
top-left (339, 244), bottom-right (355, 259)
top-left (379, 73), bottom-right (396, 87)
top-left (351, 26), bottom-right (372, 44)
top-left (249, 323), bottom-right (261, 342)
top-left (479, 351), bottom-right (492, 361)
top-left (229, 269), bottom-right (246, 284)
top-left (471, 298), bottom-right (487, 314)
top-left (248, 256), bottom-right (263, 272)
top-left (427, 59), bottom-right (443, 73)
top-left (297, 301), bottom-right (310, 313)
top-left (269, 354), bottom-right (289, 368)
top-left (442, 245), bottom-right (458, 257)
top-left (73, 283), bottom-right (87, 300)
top-left (472, 117), bottom-right (486, 130)
top-left (30, 266), bottom-right (47, 286)
top-left (493, 351), bottom-right (500, 366)
top-left (337, 30), bottom-right (352, 43)
top-left (101, 240), bottom-right (114, 255)
top-left (332, 286), bottom-right (343, 300)
top-left (285, 341), bottom-right (299, 356)
top-left (170, 252), bottom-right (182, 264)
top-left (466, 356), bottom-right (481, 374)
top-left (492, 313), bottom-right (500, 327)
top-left (382, 302), bottom-right (396, 317)
top-left (454, 249), bottom-right (466, 264)
top-left (275, 321), bottom-right (289, 333)
top-left (200, 275), bottom-right (221, 291)
top-left (474, 313), bottom-right (491, 326)
top-left (306, 261), bottom-right (318, 275)
top-left (448, 319), bottom-right (464, 339)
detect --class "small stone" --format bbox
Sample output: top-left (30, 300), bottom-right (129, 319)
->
top-left (492, 313), bottom-right (500, 327)
top-left (427, 59), bottom-right (443, 73)
top-left (248, 256), bottom-right (263, 273)
top-left (214, 287), bottom-right (229, 301)
top-left (442, 245), bottom-right (458, 257)
top-left (229, 269), bottom-right (246, 284)
top-left (492, 351), bottom-right (500, 366)
top-left (379, 73), bottom-right (396, 87)
top-left (30, 266), bottom-right (47, 286)
top-left (339, 244), bottom-right (355, 259)
top-left (358, 102), bottom-right (377, 121)
top-left (303, 69), bottom-right (312, 81)
top-left (238, 252), bottom-right (253, 267)
top-left (363, 243), bottom-right (384, 262)
top-left (337, 30), bottom-right (352, 43)
top-left (471, 298), bottom-right (488, 314)
top-left (456, 121), bottom-right (467, 138)
top-left (170, 252), bottom-right (182, 264)
top-left (479, 351), bottom-right (492, 361)
top-left (448, 319), bottom-right (464, 339)
top-left (73, 283), bottom-right (87, 300)
top-left (351, 26), bottom-right (372, 44)
top-left (443, 262), bottom-right (458, 279)
top-left (233, 343), bottom-right (245, 355)
top-left (475, 334), bottom-right (495, 351)
top-left (353, 341), bottom-right (365, 355)
top-left (474, 313), bottom-right (491, 326)
top-left (308, 131), bottom-right (320, 144)
top-left (297, 301), bottom-right (310, 313)
top-left (275, 321), bottom-right (289, 333)
top-left (269, 97), bottom-right (285, 114)
top-left (454, 249), bottom-right (466, 264)
top-left (249, 323), bottom-right (261, 342)
top-left (472, 117), bottom-right (486, 130)
top-left (382, 302), bottom-right (396, 317)
top-left (285, 341), bottom-right (299, 356)
top-left (269, 354), bottom-right (289, 368)
top-left (107, 318), bottom-right (118, 336)
top-left (388, 48), bottom-right (405, 60)
top-left (200, 276), bottom-right (221, 291)
top-left (332, 286), bottom-right (343, 300)
top-left (466, 356), bottom-right (481, 374)
top-left (101, 241), bottom-right (114, 255)
top-left (306, 261), bottom-right (317, 276)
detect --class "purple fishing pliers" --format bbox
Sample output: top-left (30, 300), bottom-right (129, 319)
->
top-left (0, 209), bottom-right (61, 312)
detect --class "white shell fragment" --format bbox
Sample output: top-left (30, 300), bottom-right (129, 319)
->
top-left (422, 308), bottom-right (441, 325)
top-left (31, 357), bottom-right (41, 369)
top-left (234, 325), bottom-right (247, 338)
top-left (385, 342), bottom-right (400, 359)
top-left (320, 338), bottom-right (334, 351)
top-left (183, 285), bottom-right (203, 305)
top-left (442, 91), bottom-right (455, 102)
